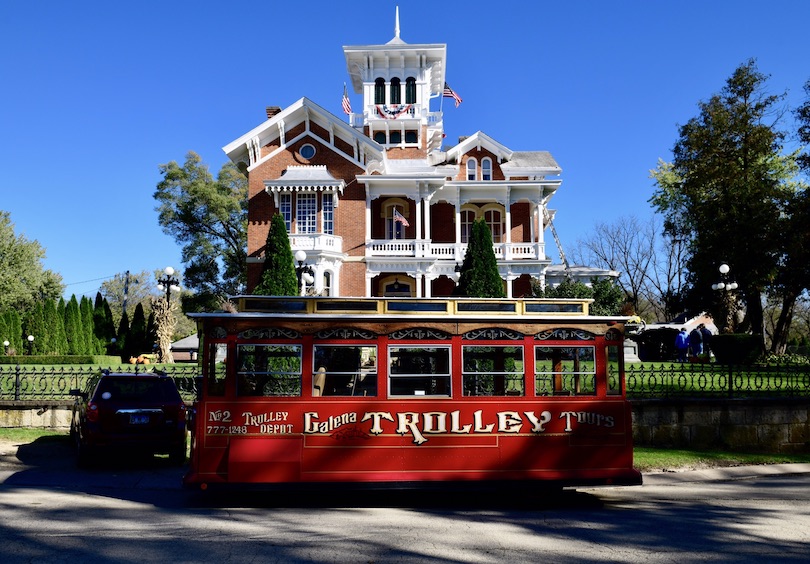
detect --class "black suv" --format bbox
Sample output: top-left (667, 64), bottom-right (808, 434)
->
top-left (70, 370), bottom-right (187, 466)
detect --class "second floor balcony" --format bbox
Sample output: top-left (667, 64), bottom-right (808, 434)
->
top-left (366, 239), bottom-right (546, 262)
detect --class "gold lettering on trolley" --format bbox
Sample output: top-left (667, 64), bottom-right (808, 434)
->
top-left (397, 412), bottom-right (427, 445)
top-left (361, 411), bottom-right (395, 434)
top-left (524, 410), bottom-right (552, 432)
top-left (302, 409), bottom-right (608, 445)
top-left (559, 411), bottom-right (615, 431)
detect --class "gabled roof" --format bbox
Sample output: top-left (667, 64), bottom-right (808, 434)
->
top-left (445, 131), bottom-right (513, 162)
top-left (222, 97), bottom-right (383, 172)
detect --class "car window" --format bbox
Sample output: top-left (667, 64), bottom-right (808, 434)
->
top-left (95, 377), bottom-right (181, 402)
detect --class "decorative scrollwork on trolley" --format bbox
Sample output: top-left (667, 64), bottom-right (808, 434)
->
top-left (238, 327), bottom-right (301, 340)
top-left (211, 326), bottom-right (228, 339)
top-left (315, 327), bottom-right (377, 340)
top-left (605, 328), bottom-right (623, 342)
top-left (463, 328), bottom-right (524, 341)
top-left (389, 328), bottom-right (451, 340)
top-left (535, 328), bottom-right (596, 341)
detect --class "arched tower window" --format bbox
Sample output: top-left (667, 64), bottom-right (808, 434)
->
top-left (405, 77), bottom-right (417, 104)
top-left (482, 157), bottom-right (492, 181)
top-left (390, 77), bottom-right (401, 104)
top-left (374, 78), bottom-right (386, 104)
top-left (466, 158), bottom-right (477, 181)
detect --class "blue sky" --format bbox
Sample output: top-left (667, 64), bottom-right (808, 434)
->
top-left (2, 1), bottom-right (809, 299)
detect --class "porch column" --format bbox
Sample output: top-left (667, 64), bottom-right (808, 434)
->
top-left (504, 188), bottom-right (513, 260)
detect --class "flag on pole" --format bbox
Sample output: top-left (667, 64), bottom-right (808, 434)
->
top-left (393, 208), bottom-right (410, 227)
top-left (342, 83), bottom-right (352, 115)
top-left (443, 82), bottom-right (462, 107)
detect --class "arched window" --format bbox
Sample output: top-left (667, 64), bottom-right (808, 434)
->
top-left (405, 77), bottom-right (417, 104)
top-left (466, 158), bottom-right (477, 181)
top-left (483, 207), bottom-right (503, 243)
top-left (460, 208), bottom-right (476, 243)
top-left (374, 131), bottom-right (386, 145)
top-left (481, 157), bottom-right (492, 181)
top-left (374, 78), bottom-right (386, 104)
top-left (404, 130), bottom-right (418, 144)
top-left (390, 131), bottom-right (402, 144)
top-left (390, 77), bottom-right (401, 104)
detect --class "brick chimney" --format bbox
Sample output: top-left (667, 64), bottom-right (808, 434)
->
top-left (266, 106), bottom-right (281, 119)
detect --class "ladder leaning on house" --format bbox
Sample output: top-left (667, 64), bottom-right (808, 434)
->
top-left (543, 207), bottom-right (571, 275)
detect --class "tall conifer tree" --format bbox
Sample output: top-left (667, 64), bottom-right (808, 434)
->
top-left (254, 213), bottom-right (299, 296)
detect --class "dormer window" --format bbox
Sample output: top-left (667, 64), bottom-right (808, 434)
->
top-left (374, 78), bottom-right (386, 104)
top-left (466, 158), bottom-right (477, 181)
top-left (390, 78), bottom-right (401, 104)
top-left (405, 77), bottom-right (416, 104)
top-left (482, 157), bottom-right (492, 181)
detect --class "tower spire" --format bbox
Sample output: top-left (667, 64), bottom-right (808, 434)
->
top-left (394, 6), bottom-right (400, 40)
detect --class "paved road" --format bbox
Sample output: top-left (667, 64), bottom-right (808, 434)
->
top-left (1, 436), bottom-right (809, 563)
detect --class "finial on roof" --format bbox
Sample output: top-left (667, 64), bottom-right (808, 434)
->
top-left (386, 6), bottom-right (406, 44)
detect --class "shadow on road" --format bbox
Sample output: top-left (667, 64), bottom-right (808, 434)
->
top-left (2, 435), bottom-right (604, 511)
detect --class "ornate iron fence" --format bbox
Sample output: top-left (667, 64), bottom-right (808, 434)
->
top-left (625, 363), bottom-right (810, 398)
top-left (0, 365), bottom-right (200, 402)
top-left (1, 363), bottom-right (809, 401)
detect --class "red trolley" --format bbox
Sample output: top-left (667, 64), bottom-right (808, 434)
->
top-left (183, 296), bottom-right (642, 490)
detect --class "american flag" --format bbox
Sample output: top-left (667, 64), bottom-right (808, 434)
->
top-left (342, 83), bottom-right (352, 115)
top-left (393, 208), bottom-right (410, 227)
top-left (443, 82), bottom-right (462, 107)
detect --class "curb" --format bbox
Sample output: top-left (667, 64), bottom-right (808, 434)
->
top-left (641, 463), bottom-right (810, 486)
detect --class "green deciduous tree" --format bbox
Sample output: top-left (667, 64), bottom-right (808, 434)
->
top-left (454, 219), bottom-right (505, 298)
top-left (254, 213), bottom-right (299, 296)
top-left (650, 60), bottom-right (793, 351)
top-left (154, 152), bottom-right (248, 311)
top-left (0, 211), bottom-right (64, 313)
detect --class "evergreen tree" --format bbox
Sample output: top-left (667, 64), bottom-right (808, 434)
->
top-left (146, 309), bottom-right (157, 352)
top-left (254, 213), bottom-right (299, 296)
top-left (650, 60), bottom-right (791, 346)
top-left (93, 293), bottom-right (117, 354)
top-left (23, 301), bottom-right (46, 355)
top-left (116, 310), bottom-right (130, 360)
top-left (0, 312), bottom-right (8, 354)
top-left (80, 296), bottom-right (98, 354)
top-left (454, 219), bottom-right (505, 298)
top-left (64, 295), bottom-right (85, 355)
top-left (127, 303), bottom-right (148, 358)
top-left (5, 310), bottom-right (22, 354)
top-left (44, 298), bottom-right (68, 355)
top-left (590, 277), bottom-right (625, 316)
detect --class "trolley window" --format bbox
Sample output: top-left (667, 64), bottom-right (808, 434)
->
top-left (535, 346), bottom-right (596, 396)
top-left (462, 345), bottom-right (524, 396)
top-left (237, 344), bottom-right (302, 397)
top-left (207, 342), bottom-right (227, 396)
top-left (313, 345), bottom-right (378, 397)
top-left (388, 346), bottom-right (451, 397)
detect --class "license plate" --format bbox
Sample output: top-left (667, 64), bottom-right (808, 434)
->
top-left (130, 414), bottom-right (149, 425)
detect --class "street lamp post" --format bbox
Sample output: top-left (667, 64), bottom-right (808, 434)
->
top-left (294, 250), bottom-right (314, 296)
top-left (27, 334), bottom-right (34, 355)
top-left (712, 263), bottom-right (738, 333)
top-left (2, 340), bottom-right (9, 355)
top-left (157, 266), bottom-right (181, 303)
top-left (155, 267), bottom-right (180, 364)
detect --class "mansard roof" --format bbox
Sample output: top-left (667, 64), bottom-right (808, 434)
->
top-left (500, 151), bottom-right (561, 178)
top-left (222, 97), bottom-right (383, 172)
